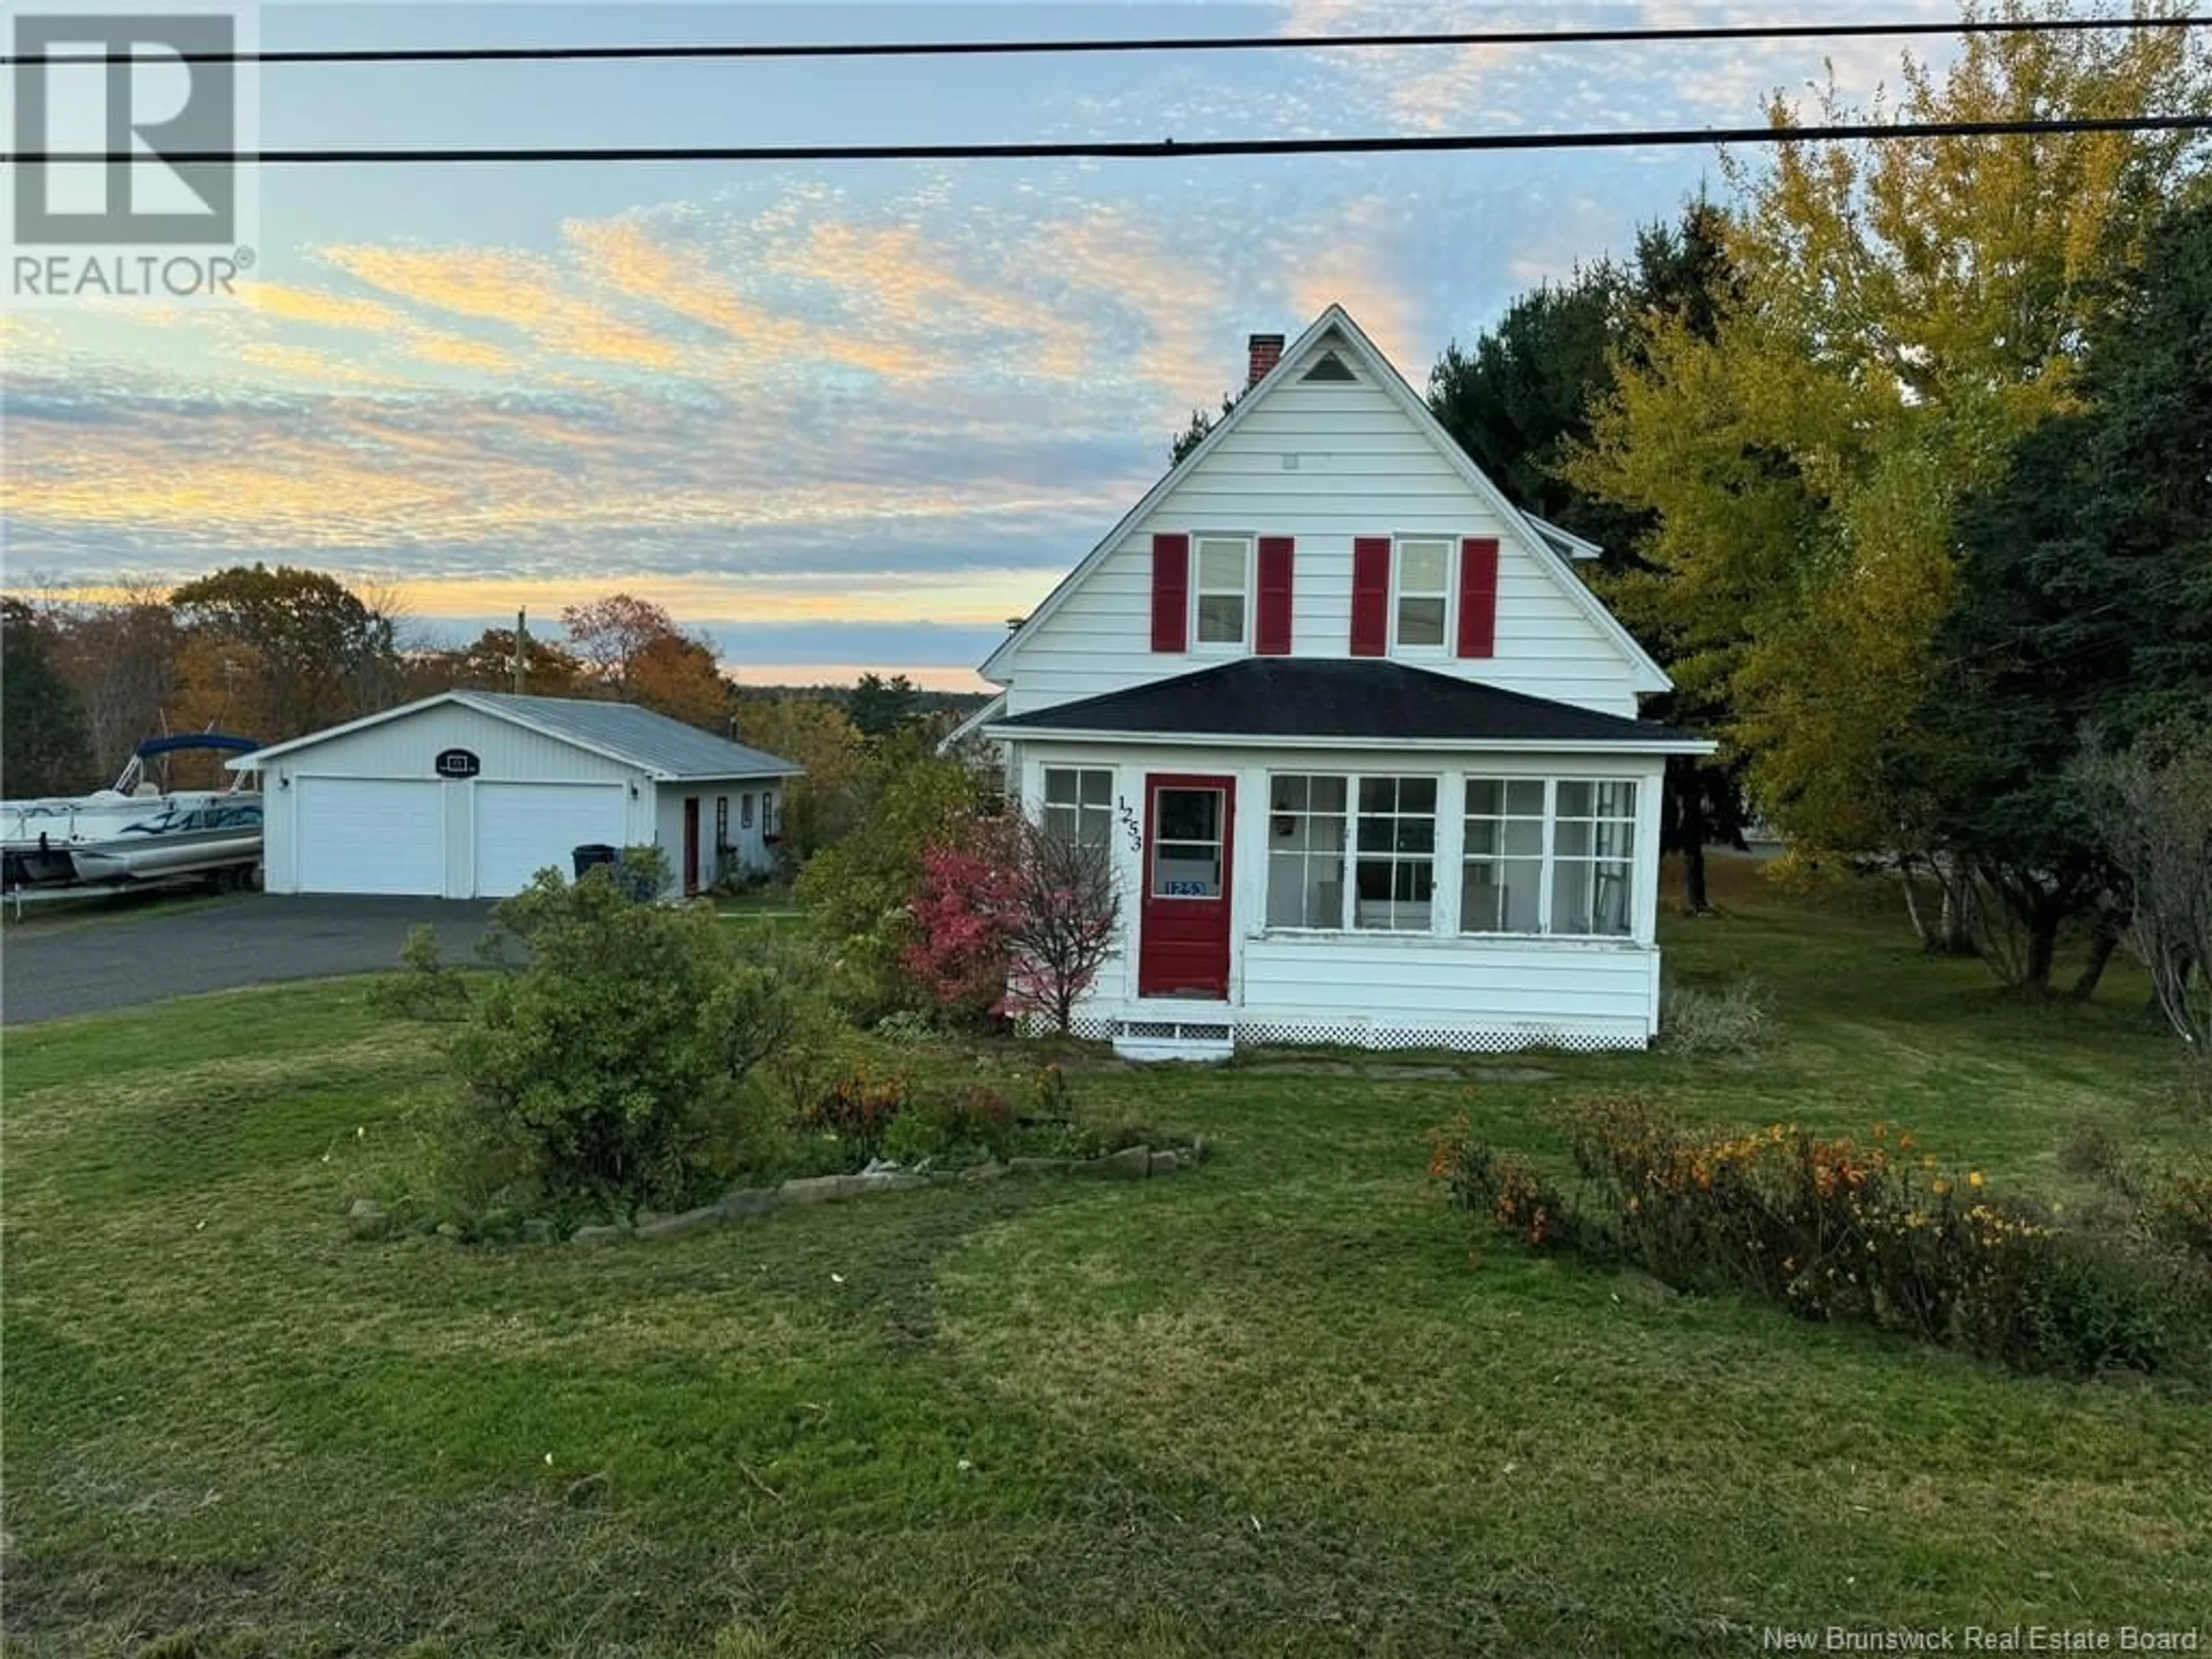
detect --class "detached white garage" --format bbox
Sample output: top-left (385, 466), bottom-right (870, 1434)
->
top-left (232, 692), bottom-right (802, 900)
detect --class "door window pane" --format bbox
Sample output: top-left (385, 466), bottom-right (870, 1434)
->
top-left (1152, 787), bottom-right (1224, 897)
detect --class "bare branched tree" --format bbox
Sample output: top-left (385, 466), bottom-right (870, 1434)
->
top-left (1003, 819), bottom-right (1121, 1036)
top-left (2074, 725), bottom-right (2212, 1066)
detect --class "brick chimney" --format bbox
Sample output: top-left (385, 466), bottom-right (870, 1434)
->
top-left (1246, 332), bottom-right (1286, 389)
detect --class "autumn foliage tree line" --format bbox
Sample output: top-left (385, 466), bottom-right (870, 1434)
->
top-left (1415, 16), bottom-right (2212, 1025)
top-left (1, 571), bottom-right (976, 847)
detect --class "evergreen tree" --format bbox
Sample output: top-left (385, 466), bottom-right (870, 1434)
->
top-left (1, 599), bottom-right (93, 796)
top-left (1897, 196), bottom-right (2212, 993)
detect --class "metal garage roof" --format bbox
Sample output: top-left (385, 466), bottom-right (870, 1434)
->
top-left (232, 691), bottom-right (803, 782)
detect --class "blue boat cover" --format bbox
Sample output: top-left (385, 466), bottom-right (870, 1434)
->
top-left (134, 733), bottom-right (259, 757)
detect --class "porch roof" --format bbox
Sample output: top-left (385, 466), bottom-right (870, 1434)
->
top-left (993, 658), bottom-right (1695, 748)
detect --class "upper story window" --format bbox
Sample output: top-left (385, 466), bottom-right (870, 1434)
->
top-left (1192, 536), bottom-right (1251, 647)
top-left (1393, 537), bottom-right (1452, 650)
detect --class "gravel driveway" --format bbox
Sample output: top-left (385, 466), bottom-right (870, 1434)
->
top-left (2, 895), bottom-right (497, 1027)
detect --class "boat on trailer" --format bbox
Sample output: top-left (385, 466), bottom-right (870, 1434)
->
top-left (70, 799), bottom-right (266, 886)
top-left (2, 733), bottom-right (263, 891)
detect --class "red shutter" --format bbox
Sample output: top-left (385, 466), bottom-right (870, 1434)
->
top-left (1350, 537), bottom-right (1391, 657)
top-left (1256, 536), bottom-right (1294, 655)
top-left (1150, 533), bottom-right (1190, 653)
top-left (1457, 536), bottom-right (1499, 658)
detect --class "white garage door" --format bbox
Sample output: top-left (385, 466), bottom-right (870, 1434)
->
top-left (297, 778), bottom-right (444, 895)
top-left (474, 783), bottom-right (627, 898)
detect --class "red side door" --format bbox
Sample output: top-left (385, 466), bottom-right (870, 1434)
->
top-left (681, 796), bottom-right (700, 896)
top-left (1138, 774), bottom-right (1234, 999)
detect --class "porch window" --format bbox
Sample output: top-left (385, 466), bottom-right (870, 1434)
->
top-left (1552, 779), bottom-right (1638, 936)
top-left (1264, 774), bottom-right (1347, 927)
top-left (1461, 777), bottom-right (1638, 937)
top-left (1462, 779), bottom-right (1544, 933)
top-left (1192, 536), bottom-right (1250, 646)
top-left (1393, 537), bottom-right (1452, 649)
top-left (1043, 766), bottom-right (1113, 848)
top-left (1355, 777), bottom-right (1437, 930)
top-left (1264, 772), bottom-right (1435, 931)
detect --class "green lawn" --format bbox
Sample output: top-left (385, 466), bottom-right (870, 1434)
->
top-left (5, 858), bottom-right (2209, 1657)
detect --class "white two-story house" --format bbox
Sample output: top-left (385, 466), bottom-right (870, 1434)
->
top-left (972, 305), bottom-right (1712, 1058)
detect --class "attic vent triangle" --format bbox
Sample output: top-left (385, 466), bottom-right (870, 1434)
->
top-left (1301, 350), bottom-right (1356, 382)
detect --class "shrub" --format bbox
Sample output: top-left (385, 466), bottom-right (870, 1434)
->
top-left (2146, 1164), bottom-right (2212, 1262)
top-left (1431, 1096), bottom-right (2209, 1378)
top-left (872, 1009), bottom-right (940, 1046)
top-left (446, 851), bottom-right (815, 1213)
top-left (880, 1082), bottom-right (1016, 1168)
top-left (369, 923), bottom-right (471, 1021)
top-left (906, 813), bottom-right (1120, 1034)
top-left (802, 1062), bottom-right (911, 1161)
top-left (794, 734), bottom-right (992, 1019)
top-left (1428, 1115), bottom-right (1580, 1251)
top-left (1656, 978), bottom-right (1770, 1056)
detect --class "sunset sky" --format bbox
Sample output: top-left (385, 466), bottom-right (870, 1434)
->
top-left (1, 1), bottom-right (1950, 689)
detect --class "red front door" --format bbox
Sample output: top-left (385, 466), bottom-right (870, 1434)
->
top-left (1139, 775), bottom-right (1234, 998)
top-left (681, 796), bottom-right (700, 896)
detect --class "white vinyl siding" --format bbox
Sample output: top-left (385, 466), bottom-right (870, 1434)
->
top-left (997, 334), bottom-right (1645, 717)
top-left (1014, 738), bottom-right (1668, 1050)
top-left (257, 702), bottom-right (789, 896)
top-left (1240, 933), bottom-right (1658, 1041)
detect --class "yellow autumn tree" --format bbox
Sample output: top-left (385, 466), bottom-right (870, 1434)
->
top-left (1568, 0), bottom-right (2210, 857)
top-left (729, 694), bottom-right (867, 855)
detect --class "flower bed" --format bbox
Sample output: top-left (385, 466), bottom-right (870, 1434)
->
top-left (1430, 1096), bottom-right (2211, 1380)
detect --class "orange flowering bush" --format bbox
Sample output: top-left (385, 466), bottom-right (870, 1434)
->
top-left (1429, 1112), bottom-right (1581, 1251)
top-left (1430, 1096), bottom-right (2209, 1378)
top-left (806, 1062), bottom-right (913, 1158)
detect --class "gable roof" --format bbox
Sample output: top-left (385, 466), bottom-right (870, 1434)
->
top-left (991, 658), bottom-right (1707, 751)
top-left (980, 304), bottom-right (1669, 695)
top-left (230, 691), bottom-right (803, 781)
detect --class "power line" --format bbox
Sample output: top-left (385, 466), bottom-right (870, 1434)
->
top-left (10, 113), bottom-right (2211, 166)
top-left (2, 13), bottom-right (2205, 66)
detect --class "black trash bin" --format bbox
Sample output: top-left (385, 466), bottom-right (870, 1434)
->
top-left (571, 843), bottom-right (619, 881)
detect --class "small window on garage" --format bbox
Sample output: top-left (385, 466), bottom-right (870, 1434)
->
top-left (741, 793), bottom-right (755, 829)
top-left (716, 796), bottom-right (729, 849)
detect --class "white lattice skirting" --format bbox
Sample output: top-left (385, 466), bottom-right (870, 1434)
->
top-left (1056, 1013), bottom-right (1645, 1054)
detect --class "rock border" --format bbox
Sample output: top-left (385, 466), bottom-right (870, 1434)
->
top-left (346, 1137), bottom-right (1210, 1249)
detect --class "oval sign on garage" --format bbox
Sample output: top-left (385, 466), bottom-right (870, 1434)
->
top-left (434, 747), bottom-right (482, 779)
